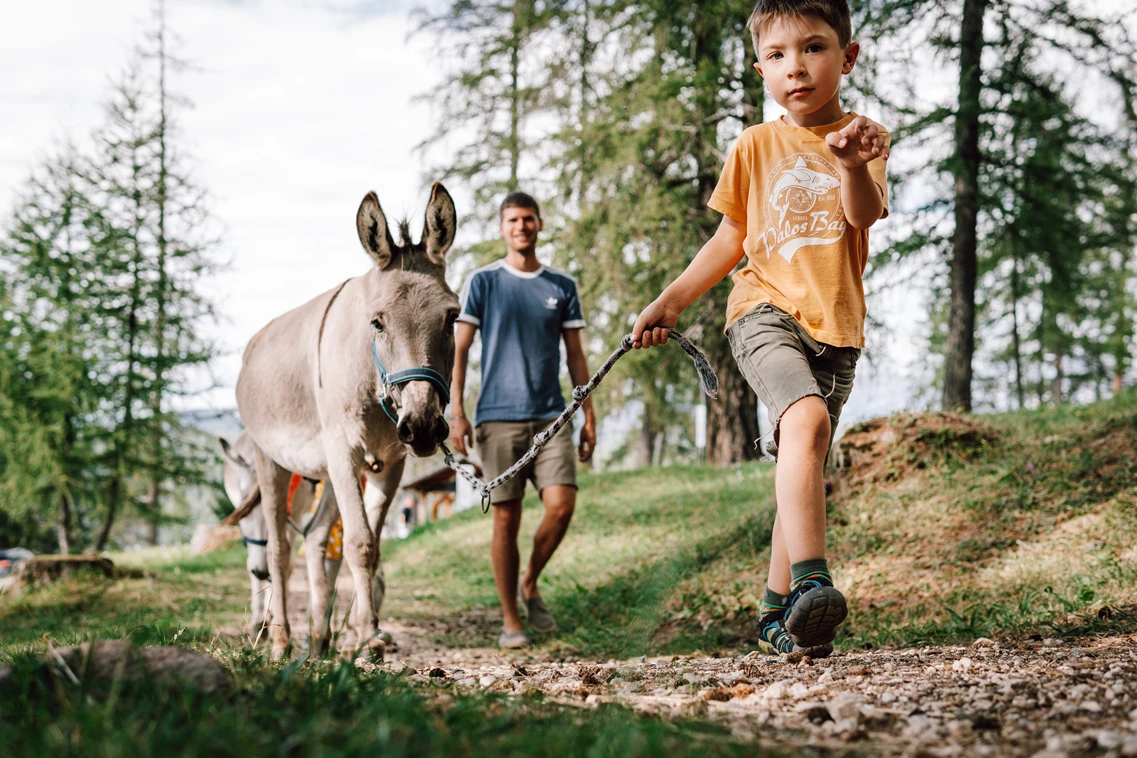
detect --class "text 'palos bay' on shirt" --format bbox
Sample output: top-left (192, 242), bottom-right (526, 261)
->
top-left (709, 112), bottom-right (889, 349)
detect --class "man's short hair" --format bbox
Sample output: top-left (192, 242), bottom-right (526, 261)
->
top-left (747, 0), bottom-right (852, 53)
top-left (500, 191), bottom-right (541, 220)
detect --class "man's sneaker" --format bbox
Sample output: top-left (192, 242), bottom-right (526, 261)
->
top-left (518, 576), bottom-right (557, 633)
top-left (784, 578), bottom-right (848, 648)
top-left (758, 612), bottom-right (833, 658)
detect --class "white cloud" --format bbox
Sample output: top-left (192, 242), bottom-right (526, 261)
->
top-left (0, 0), bottom-right (443, 409)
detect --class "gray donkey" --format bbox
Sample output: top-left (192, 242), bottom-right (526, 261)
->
top-left (236, 184), bottom-right (458, 660)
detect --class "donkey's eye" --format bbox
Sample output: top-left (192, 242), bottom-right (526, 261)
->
top-left (371, 319), bottom-right (386, 334)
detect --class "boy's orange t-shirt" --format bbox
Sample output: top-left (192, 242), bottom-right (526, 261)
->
top-left (709, 112), bottom-right (889, 348)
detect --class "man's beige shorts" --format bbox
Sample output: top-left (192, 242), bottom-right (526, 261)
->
top-left (726, 303), bottom-right (860, 458)
top-left (476, 418), bottom-right (577, 505)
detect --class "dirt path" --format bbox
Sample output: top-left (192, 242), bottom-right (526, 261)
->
top-left (278, 563), bottom-right (1137, 757)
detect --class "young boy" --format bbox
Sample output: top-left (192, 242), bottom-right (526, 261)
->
top-left (632, 0), bottom-right (889, 657)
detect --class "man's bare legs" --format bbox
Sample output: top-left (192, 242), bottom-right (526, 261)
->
top-left (491, 485), bottom-right (576, 634)
top-left (521, 485), bottom-right (575, 599)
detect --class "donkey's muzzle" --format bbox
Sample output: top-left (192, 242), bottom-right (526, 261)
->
top-left (250, 567), bottom-right (270, 581)
top-left (398, 413), bottom-right (450, 457)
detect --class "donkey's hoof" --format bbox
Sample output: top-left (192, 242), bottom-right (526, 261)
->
top-left (365, 635), bottom-right (386, 662)
top-left (270, 641), bottom-right (292, 662)
top-left (377, 629), bottom-right (396, 650)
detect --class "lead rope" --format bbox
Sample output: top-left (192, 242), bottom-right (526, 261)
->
top-left (442, 329), bottom-right (719, 513)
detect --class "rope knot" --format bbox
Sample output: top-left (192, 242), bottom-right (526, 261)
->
top-left (620, 334), bottom-right (635, 350)
top-left (572, 386), bottom-right (587, 401)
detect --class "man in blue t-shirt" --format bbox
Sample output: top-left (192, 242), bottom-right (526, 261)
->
top-left (449, 192), bottom-right (596, 649)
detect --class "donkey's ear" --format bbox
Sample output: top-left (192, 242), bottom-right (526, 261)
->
top-left (220, 437), bottom-right (251, 468)
top-left (357, 192), bottom-right (398, 270)
top-left (421, 182), bottom-right (456, 267)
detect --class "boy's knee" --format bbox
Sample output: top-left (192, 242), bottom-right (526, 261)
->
top-left (780, 396), bottom-right (832, 449)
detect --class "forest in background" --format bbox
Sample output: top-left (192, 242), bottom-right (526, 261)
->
top-left (1, 0), bottom-right (1135, 552)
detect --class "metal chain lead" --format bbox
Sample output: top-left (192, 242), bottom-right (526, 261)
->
top-left (441, 329), bottom-right (719, 513)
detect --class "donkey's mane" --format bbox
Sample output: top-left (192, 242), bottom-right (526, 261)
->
top-left (397, 219), bottom-right (412, 248)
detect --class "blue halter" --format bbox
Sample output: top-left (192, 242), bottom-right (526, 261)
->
top-left (242, 536), bottom-right (268, 547)
top-left (371, 339), bottom-right (451, 425)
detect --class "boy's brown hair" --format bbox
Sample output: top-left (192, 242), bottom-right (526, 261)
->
top-left (747, 0), bottom-right (852, 53)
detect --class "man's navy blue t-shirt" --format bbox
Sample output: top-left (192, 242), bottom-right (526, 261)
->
top-left (458, 260), bottom-right (586, 425)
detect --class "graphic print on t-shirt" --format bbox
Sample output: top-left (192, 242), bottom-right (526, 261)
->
top-left (760, 153), bottom-right (845, 264)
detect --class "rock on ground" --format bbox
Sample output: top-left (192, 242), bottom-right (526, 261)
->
top-left (51, 640), bottom-right (231, 693)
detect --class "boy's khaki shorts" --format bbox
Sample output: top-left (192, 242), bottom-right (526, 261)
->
top-left (475, 417), bottom-right (577, 504)
top-left (726, 303), bottom-right (860, 458)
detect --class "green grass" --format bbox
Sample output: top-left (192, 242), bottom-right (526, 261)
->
top-left (5, 393), bottom-right (1137, 754)
top-left (0, 654), bottom-right (776, 757)
top-left (381, 462), bottom-right (778, 658)
top-left (0, 546), bottom-right (250, 655)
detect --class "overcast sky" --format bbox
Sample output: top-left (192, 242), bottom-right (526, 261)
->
top-left (0, 0), bottom-right (928, 440)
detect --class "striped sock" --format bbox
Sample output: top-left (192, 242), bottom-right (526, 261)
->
top-left (759, 587), bottom-right (788, 618)
top-left (790, 558), bottom-right (832, 588)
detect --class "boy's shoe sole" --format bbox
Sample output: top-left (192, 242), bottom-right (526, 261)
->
top-left (785, 585), bottom-right (847, 647)
top-left (794, 642), bottom-right (834, 658)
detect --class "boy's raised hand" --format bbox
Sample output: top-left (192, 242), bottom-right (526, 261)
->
top-left (825, 115), bottom-right (889, 170)
top-left (631, 299), bottom-right (681, 349)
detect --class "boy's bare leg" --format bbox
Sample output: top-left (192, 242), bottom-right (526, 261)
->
top-left (522, 485), bottom-right (576, 599)
top-left (773, 395), bottom-right (831, 562)
top-left (767, 514), bottom-right (792, 596)
top-left (492, 500), bottom-right (526, 634)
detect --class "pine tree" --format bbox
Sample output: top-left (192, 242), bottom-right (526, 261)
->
top-left (860, 0), bottom-right (1137, 411)
top-left (1, 147), bottom-right (109, 554)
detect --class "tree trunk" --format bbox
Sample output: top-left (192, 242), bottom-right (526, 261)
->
top-left (1011, 253), bottom-right (1025, 409)
top-left (57, 493), bottom-right (73, 555)
top-left (1051, 352), bottom-right (1063, 403)
top-left (637, 399), bottom-right (654, 468)
top-left (147, 4), bottom-right (171, 547)
top-left (942, 0), bottom-right (987, 412)
top-left (93, 476), bottom-right (119, 553)
top-left (507, 0), bottom-right (522, 191)
top-left (694, 12), bottom-right (760, 465)
top-left (1112, 371), bottom-right (1124, 395)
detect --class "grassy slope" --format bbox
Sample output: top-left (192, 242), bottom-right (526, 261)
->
top-left (5, 393), bottom-right (1136, 660)
top-left (3, 395), bottom-right (1137, 755)
top-left (382, 392), bottom-right (1137, 656)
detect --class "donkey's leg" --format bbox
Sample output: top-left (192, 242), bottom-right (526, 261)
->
top-left (249, 575), bottom-right (267, 640)
top-left (303, 485), bottom-right (340, 654)
top-left (325, 447), bottom-right (381, 658)
top-left (363, 458), bottom-right (405, 622)
top-left (252, 447), bottom-right (294, 660)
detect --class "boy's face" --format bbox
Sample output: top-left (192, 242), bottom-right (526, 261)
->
top-left (754, 15), bottom-right (859, 127)
top-left (500, 205), bottom-right (542, 255)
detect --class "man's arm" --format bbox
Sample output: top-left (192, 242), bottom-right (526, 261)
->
top-left (448, 321), bottom-right (477, 456)
top-left (562, 328), bottom-right (596, 463)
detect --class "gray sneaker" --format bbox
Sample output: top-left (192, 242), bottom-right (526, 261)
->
top-left (518, 576), bottom-right (557, 633)
top-left (498, 630), bottom-right (530, 649)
